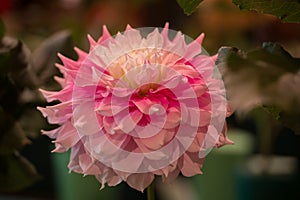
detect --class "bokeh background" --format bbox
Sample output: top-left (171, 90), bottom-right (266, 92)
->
top-left (0, 0), bottom-right (300, 199)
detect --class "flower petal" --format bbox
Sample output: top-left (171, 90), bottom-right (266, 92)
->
top-left (126, 173), bottom-right (154, 192)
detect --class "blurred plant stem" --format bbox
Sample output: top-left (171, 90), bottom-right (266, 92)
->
top-left (147, 182), bottom-right (155, 200)
top-left (251, 107), bottom-right (279, 156)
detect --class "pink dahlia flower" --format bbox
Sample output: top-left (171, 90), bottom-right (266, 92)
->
top-left (38, 23), bottom-right (233, 192)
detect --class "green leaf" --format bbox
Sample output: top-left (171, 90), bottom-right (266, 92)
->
top-left (262, 105), bottom-right (281, 120)
top-left (0, 153), bottom-right (40, 192)
top-left (177, 0), bottom-right (203, 15)
top-left (233, 0), bottom-right (300, 23)
top-left (217, 43), bottom-right (300, 133)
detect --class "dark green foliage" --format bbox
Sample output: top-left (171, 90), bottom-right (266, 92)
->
top-left (176, 0), bottom-right (203, 15)
top-left (233, 0), bottom-right (300, 23)
top-left (0, 30), bottom-right (73, 192)
top-left (217, 43), bottom-right (300, 133)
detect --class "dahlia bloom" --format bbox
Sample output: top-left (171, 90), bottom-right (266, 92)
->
top-left (38, 23), bottom-right (233, 191)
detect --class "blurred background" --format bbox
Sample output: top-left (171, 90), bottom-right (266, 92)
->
top-left (0, 0), bottom-right (300, 199)
top-left (3, 0), bottom-right (300, 54)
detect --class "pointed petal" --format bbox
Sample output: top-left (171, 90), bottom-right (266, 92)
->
top-left (126, 173), bottom-right (154, 192)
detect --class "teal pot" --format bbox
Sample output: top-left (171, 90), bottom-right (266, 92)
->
top-left (51, 152), bottom-right (120, 200)
top-left (192, 129), bottom-right (254, 200)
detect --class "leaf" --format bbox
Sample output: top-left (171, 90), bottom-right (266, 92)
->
top-left (32, 30), bottom-right (74, 88)
top-left (217, 42), bottom-right (300, 133)
top-left (233, 0), bottom-right (300, 23)
top-left (176, 0), bottom-right (203, 15)
top-left (0, 37), bottom-right (39, 89)
top-left (262, 105), bottom-right (281, 120)
top-left (0, 109), bottom-right (31, 155)
top-left (0, 32), bottom-right (67, 192)
top-left (18, 106), bottom-right (49, 138)
top-left (0, 153), bottom-right (40, 192)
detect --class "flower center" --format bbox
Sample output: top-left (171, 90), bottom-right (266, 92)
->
top-left (138, 83), bottom-right (159, 97)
